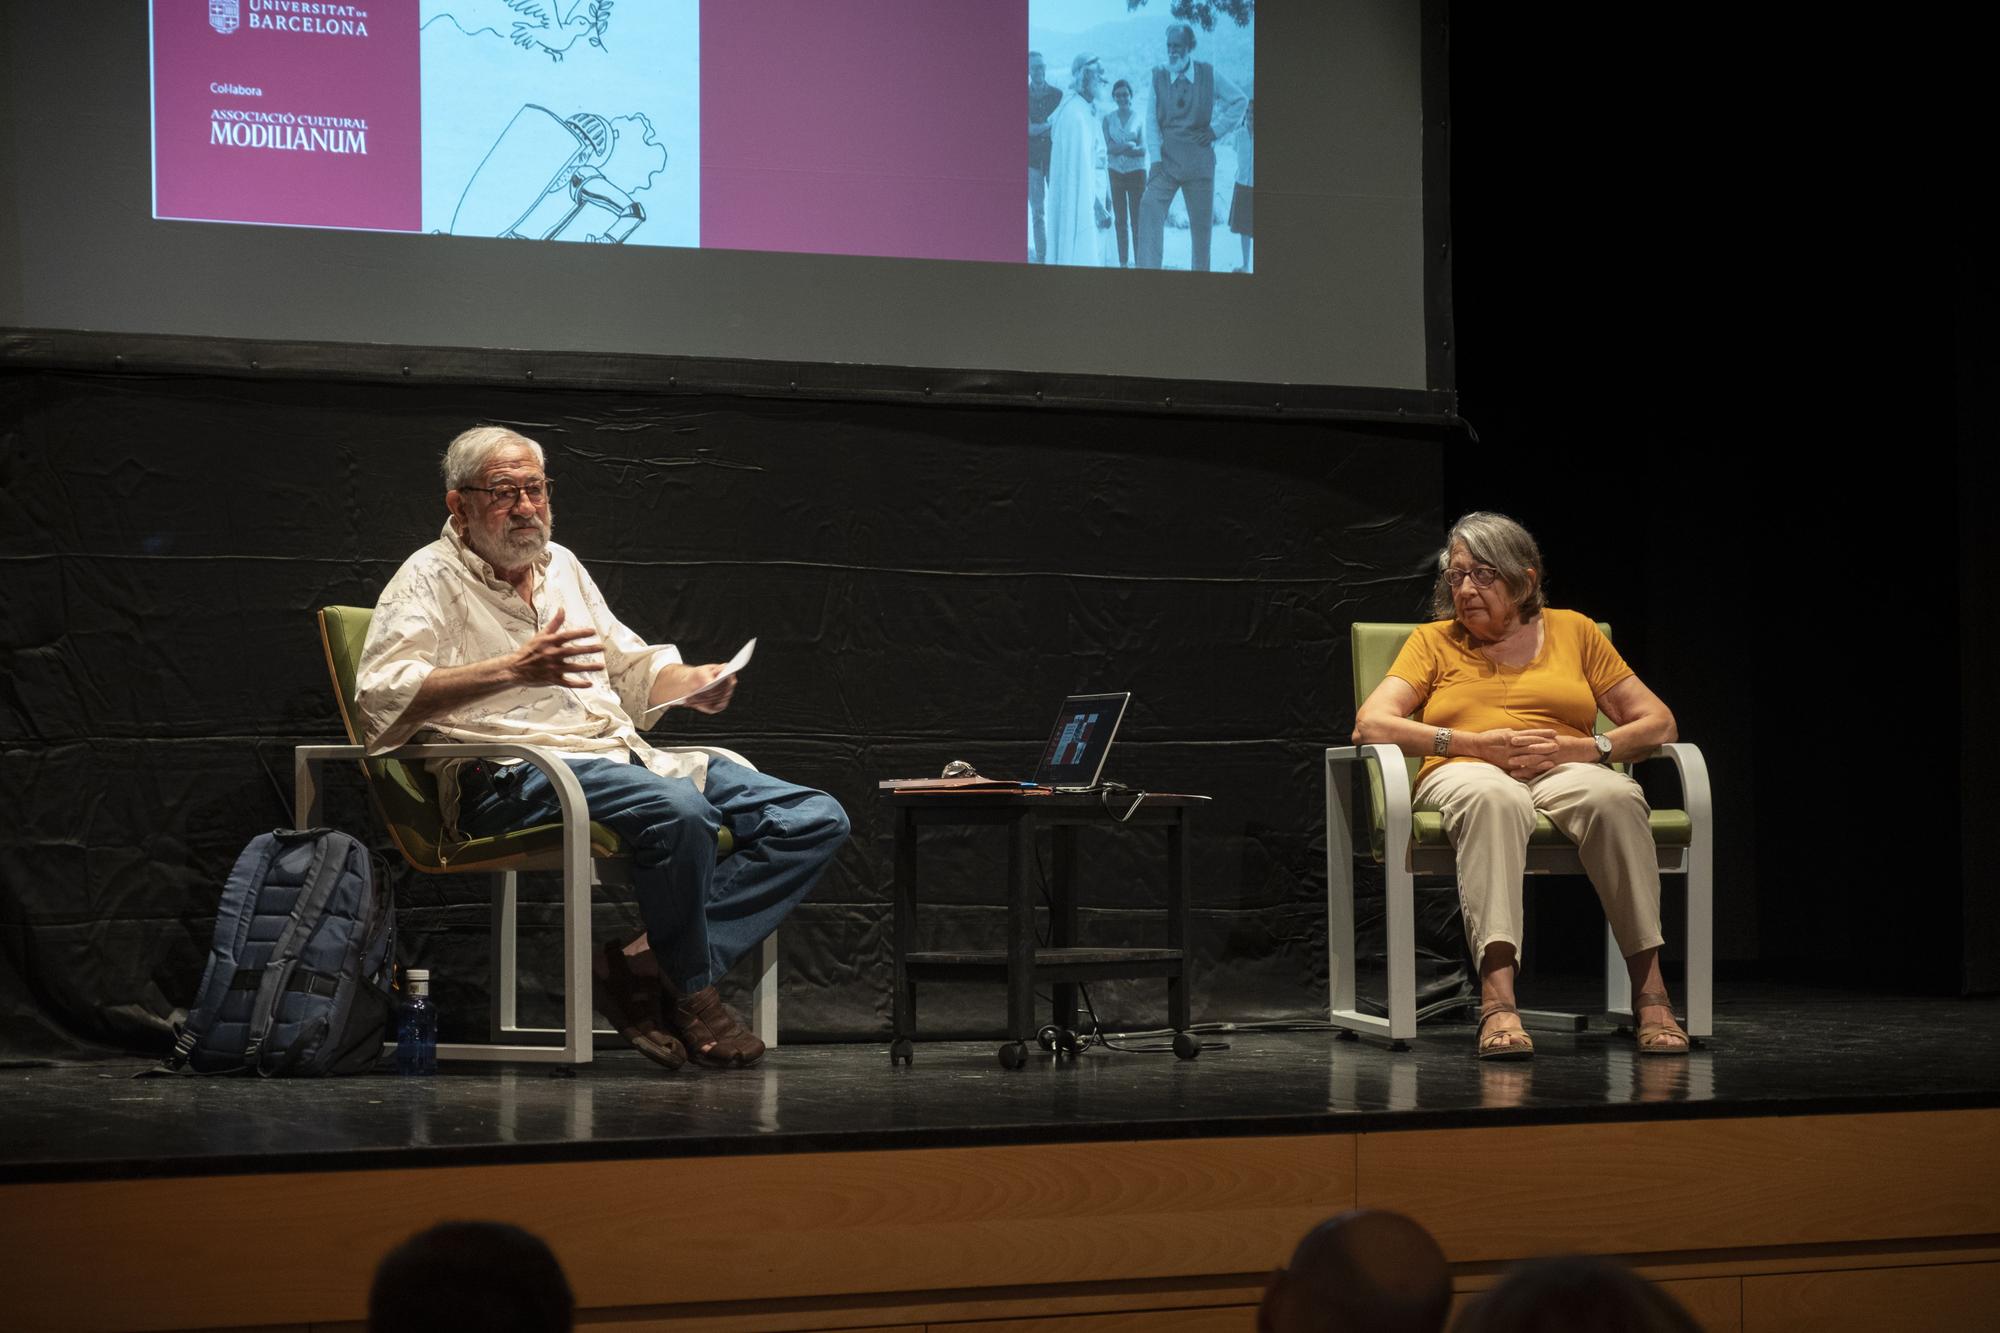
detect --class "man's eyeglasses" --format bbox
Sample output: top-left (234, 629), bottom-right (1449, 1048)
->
top-left (460, 479), bottom-right (553, 508)
top-left (1444, 565), bottom-right (1501, 589)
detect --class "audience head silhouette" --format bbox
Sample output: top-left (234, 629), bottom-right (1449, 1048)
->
top-left (1259, 1209), bottom-right (1452, 1333)
top-left (1456, 1255), bottom-right (1699, 1333)
top-left (368, 1220), bottom-right (574, 1333)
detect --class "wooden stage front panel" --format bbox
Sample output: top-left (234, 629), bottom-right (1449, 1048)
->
top-left (1, 1110), bottom-right (1995, 1332)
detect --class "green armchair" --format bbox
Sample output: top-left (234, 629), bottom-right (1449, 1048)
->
top-left (1323, 622), bottom-right (1712, 1046)
top-left (293, 605), bottom-right (772, 1065)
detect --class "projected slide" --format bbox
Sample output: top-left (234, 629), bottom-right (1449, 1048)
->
top-left (151, 0), bottom-right (1252, 271)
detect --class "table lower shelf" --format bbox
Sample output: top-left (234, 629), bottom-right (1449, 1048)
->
top-left (905, 947), bottom-right (1184, 983)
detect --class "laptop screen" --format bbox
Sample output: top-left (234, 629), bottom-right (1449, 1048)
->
top-left (1033, 693), bottom-right (1132, 789)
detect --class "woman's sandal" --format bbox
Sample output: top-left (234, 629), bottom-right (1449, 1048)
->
top-left (1476, 1002), bottom-right (1535, 1061)
top-left (1633, 989), bottom-right (1691, 1057)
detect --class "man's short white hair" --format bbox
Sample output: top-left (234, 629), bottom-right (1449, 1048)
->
top-left (441, 425), bottom-right (545, 492)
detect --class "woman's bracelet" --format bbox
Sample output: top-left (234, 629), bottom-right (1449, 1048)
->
top-left (1433, 727), bottom-right (1453, 757)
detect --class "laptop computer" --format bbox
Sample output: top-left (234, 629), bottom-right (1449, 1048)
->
top-left (879, 691), bottom-right (1133, 794)
top-left (1031, 692), bottom-right (1132, 791)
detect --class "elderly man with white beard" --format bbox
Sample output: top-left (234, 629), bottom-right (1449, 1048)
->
top-left (355, 425), bottom-right (849, 1072)
top-left (1136, 22), bottom-right (1247, 272)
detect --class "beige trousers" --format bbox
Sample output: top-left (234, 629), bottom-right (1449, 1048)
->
top-left (1414, 760), bottom-right (1665, 965)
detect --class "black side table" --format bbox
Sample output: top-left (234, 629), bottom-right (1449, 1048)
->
top-left (884, 790), bottom-right (1203, 1068)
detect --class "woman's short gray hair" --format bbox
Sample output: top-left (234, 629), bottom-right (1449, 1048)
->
top-left (441, 425), bottom-right (545, 492)
top-left (1429, 511), bottom-right (1547, 620)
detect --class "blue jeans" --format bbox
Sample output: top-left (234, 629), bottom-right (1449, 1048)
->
top-left (460, 756), bottom-right (849, 993)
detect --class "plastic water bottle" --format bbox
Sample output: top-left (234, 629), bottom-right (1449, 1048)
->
top-left (395, 968), bottom-right (438, 1076)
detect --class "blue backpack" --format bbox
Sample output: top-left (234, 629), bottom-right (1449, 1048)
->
top-left (164, 828), bottom-right (395, 1076)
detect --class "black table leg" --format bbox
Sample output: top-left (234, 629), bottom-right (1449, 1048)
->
top-left (891, 806), bottom-right (917, 1061)
top-left (1051, 823), bottom-right (1079, 1035)
top-left (1005, 810), bottom-right (1037, 1054)
top-left (1166, 809), bottom-right (1191, 1034)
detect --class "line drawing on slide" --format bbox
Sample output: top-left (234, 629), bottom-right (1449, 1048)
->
top-left (423, 0), bottom-right (614, 63)
top-left (449, 106), bottom-right (666, 242)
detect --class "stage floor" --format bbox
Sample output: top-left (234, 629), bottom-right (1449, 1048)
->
top-left (4, 981), bottom-right (1996, 1185)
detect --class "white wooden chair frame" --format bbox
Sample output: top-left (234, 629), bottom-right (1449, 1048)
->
top-left (294, 741), bottom-right (778, 1066)
top-left (1323, 741), bottom-right (1712, 1047)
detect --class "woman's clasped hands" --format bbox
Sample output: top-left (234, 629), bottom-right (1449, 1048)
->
top-left (1469, 727), bottom-right (1568, 782)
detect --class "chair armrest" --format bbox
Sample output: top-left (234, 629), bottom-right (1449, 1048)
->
top-left (1324, 743), bottom-right (1411, 782)
top-left (292, 741), bottom-right (590, 847)
top-left (1323, 744), bottom-right (1413, 865)
top-left (1629, 741), bottom-right (1712, 832)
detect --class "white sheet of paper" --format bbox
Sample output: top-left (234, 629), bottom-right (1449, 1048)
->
top-left (659, 638), bottom-right (756, 708)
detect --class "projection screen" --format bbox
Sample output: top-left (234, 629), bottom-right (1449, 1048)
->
top-left (1, 1), bottom-right (1446, 413)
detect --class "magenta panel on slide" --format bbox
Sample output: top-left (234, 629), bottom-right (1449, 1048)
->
top-left (699, 0), bottom-right (1025, 263)
top-left (151, 0), bottom-right (421, 232)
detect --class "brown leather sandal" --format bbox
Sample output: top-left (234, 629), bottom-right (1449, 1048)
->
top-left (1633, 990), bottom-right (1690, 1057)
top-left (667, 984), bottom-right (767, 1069)
top-left (1477, 1002), bottom-right (1535, 1061)
top-left (591, 940), bottom-right (687, 1071)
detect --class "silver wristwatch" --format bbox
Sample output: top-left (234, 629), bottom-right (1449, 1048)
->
top-left (1593, 734), bottom-right (1614, 764)
top-left (1433, 728), bottom-right (1453, 757)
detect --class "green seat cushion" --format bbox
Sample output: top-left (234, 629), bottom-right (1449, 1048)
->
top-left (1376, 808), bottom-right (1693, 861)
top-left (387, 816), bottom-right (627, 870)
top-left (398, 819), bottom-right (736, 872)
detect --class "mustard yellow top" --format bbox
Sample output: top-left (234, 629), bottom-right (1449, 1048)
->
top-left (1385, 608), bottom-right (1634, 789)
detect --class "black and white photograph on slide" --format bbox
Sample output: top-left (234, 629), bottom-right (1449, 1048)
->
top-left (1028, 0), bottom-right (1254, 272)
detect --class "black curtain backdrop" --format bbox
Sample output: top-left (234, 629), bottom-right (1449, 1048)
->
top-left (0, 369), bottom-right (1447, 1058)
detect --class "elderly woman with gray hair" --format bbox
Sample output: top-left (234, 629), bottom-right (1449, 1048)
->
top-left (1353, 513), bottom-right (1688, 1060)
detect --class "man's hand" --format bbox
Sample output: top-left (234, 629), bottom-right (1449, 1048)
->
top-left (681, 664), bottom-right (738, 715)
top-left (1192, 125), bottom-right (1214, 147)
top-left (651, 662), bottom-right (738, 713)
top-left (511, 607), bottom-right (604, 688)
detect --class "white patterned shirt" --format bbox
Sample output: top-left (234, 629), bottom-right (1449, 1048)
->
top-left (356, 521), bottom-right (744, 828)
